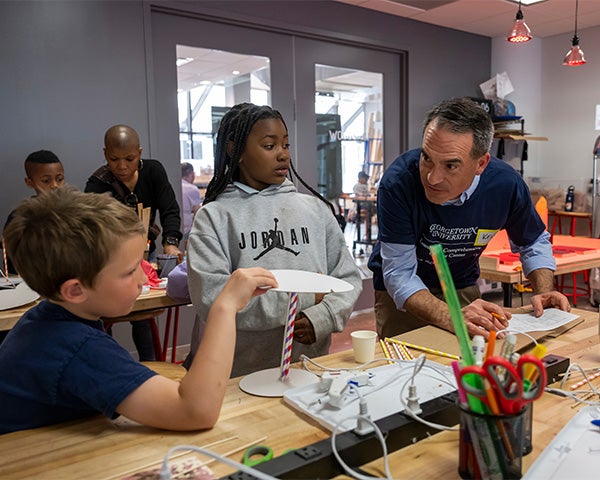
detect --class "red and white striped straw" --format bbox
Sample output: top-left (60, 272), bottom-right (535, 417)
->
top-left (570, 370), bottom-right (600, 390)
top-left (279, 291), bottom-right (298, 381)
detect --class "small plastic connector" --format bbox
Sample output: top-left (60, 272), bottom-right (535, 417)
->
top-left (405, 384), bottom-right (422, 416)
top-left (354, 398), bottom-right (375, 436)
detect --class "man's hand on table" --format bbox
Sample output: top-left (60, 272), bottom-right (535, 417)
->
top-left (462, 298), bottom-right (510, 339)
top-left (530, 291), bottom-right (571, 317)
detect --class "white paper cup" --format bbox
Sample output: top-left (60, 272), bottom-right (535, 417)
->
top-left (351, 330), bottom-right (377, 363)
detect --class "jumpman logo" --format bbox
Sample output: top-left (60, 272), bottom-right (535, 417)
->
top-left (254, 217), bottom-right (300, 260)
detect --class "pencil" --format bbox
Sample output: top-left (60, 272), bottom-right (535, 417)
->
top-left (483, 379), bottom-right (515, 461)
top-left (385, 337), bottom-right (460, 361)
top-left (491, 312), bottom-right (506, 322)
top-left (485, 330), bottom-right (496, 362)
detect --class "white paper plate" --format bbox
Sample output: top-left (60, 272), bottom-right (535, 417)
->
top-left (269, 269), bottom-right (354, 293)
top-left (0, 282), bottom-right (40, 311)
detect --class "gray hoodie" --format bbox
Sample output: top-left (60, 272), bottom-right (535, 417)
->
top-left (186, 179), bottom-right (363, 377)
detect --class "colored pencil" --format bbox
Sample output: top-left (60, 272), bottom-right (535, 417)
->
top-left (484, 330), bottom-right (496, 362)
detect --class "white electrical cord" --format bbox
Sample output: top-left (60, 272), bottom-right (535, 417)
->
top-left (497, 328), bottom-right (538, 345)
top-left (331, 415), bottom-right (393, 480)
top-left (540, 361), bottom-right (600, 407)
top-left (544, 386), bottom-right (600, 406)
top-left (300, 354), bottom-right (387, 376)
top-left (397, 354), bottom-right (459, 431)
top-left (158, 445), bottom-right (277, 480)
top-left (306, 354), bottom-right (459, 432)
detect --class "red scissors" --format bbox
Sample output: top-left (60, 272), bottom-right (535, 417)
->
top-left (458, 354), bottom-right (546, 415)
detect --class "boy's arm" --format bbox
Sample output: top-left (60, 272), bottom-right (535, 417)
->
top-left (115, 268), bottom-right (277, 430)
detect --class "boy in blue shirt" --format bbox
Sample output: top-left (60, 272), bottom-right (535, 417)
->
top-left (2, 150), bottom-right (65, 275)
top-left (0, 187), bottom-right (277, 434)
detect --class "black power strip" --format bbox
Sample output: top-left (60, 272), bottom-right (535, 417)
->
top-left (220, 391), bottom-right (460, 480)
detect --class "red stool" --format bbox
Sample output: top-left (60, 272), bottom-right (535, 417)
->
top-left (549, 210), bottom-right (593, 306)
top-left (103, 306), bottom-right (181, 363)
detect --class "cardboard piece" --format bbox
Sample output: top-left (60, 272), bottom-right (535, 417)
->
top-left (395, 313), bottom-right (585, 359)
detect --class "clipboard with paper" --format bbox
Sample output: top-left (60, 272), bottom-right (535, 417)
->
top-left (395, 308), bottom-right (583, 358)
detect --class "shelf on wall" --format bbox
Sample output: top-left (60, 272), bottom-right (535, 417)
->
top-left (494, 134), bottom-right (548, 141)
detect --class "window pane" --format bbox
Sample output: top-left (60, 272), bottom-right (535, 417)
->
top-left (176, 45), bottom-right (271, 188)
top-left (314, 65), bottom-right (383, 196)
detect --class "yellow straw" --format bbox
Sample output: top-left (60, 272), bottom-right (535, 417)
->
top-left (385, 337), bottom-right (460, 361)
top-left (2, 236), bottom-right (8, 280)
top-left (379, 339), bottom-right (394, 364)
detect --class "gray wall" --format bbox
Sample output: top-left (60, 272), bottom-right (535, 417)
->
top-left (1, 1), bottom-right (153, 217)
top-left (0, 0), bottom-right (491, 353)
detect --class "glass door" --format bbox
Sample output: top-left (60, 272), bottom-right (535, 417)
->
top-left (315, 65), bottom-right (383, 197)
top-left (175, 45), bottom-right (271, 195)
top-left (293, 36), bottom-right (404, 198)
top-left (151, 11), bottom-right (405, 231)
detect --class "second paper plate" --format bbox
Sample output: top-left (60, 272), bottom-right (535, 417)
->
top-left (269, 269), bottom-right (354, 293)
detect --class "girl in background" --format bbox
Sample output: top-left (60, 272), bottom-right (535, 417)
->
top-left (183, 103), bottom-right (362, 377)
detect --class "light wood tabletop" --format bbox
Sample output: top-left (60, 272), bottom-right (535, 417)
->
top-left (0, 288), bottom-right (186, 332)
top-left (0, 308), bottom-right (598, 479)
top-left (479, 234), bottom-right (600, 307)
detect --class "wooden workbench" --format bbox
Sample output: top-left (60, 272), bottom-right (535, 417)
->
top-left (480, 234), bottom-right (600, 307)
top-left (0, 308), bottom-right (597, 479)
top-left (0, 288), bottom-right (185, 332)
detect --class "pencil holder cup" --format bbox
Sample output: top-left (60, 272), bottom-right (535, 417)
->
top-left (156, 254), bottom-right (177, 278)
top-left (458, 405), bottom-right (525, 480)
top-left (521, 403), bottom-right (533, 455)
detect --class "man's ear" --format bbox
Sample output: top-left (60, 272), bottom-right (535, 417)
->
top-left (24, 177), bottom-right (34, 189)
top-left (59, 279), bottom-right (88, 304)
top-left (475, 152), bottom-right (491, 175)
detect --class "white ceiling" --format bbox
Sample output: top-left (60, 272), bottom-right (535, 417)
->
top-left (334, 0), bottom-right (600, 38)
top-left (176, 0), bottom-right (600, 92)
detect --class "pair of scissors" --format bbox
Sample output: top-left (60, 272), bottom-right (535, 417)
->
top-left (458, 354), bottom-right (546, 415)
top-left (242, 445), bottom-right (273, 467)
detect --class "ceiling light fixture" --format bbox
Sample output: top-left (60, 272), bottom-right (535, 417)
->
top-left (563, 0), bottom-right (586, 66)
top-left (507, 0), bottom-right (532, 43)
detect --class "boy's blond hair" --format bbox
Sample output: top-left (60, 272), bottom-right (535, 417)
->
top-left (3, 187), bottom-right (145, 301)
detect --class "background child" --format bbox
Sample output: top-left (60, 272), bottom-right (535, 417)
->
top-left (0, 187), bottom-right (277, 434)
top-left (353, 170), bottom-right (370, 197)
top-left (2, 150), bottom-right (65, 275)
top-left (181, 162), bottom-right (202, 252)
top-left (183, 102), bottom-right (362, 377)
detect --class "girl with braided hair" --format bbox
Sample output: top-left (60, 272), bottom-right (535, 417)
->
top-left (182, 102), bottom-right (362, 377)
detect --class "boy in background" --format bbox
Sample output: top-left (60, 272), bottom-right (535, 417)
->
top-left (2, 150), bottom-right (65, 275)
top-left (181, 162), bottom-right (202, 251)
top-left (0, 187), bottom-right (277, 434)
top-left (352, 170), bottom-right (370, 197)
